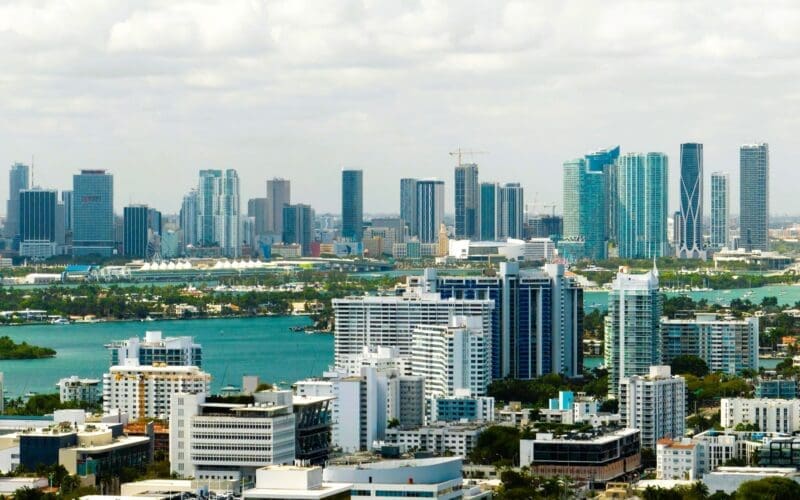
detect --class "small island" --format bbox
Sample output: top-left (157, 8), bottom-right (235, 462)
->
top-left (0, 336), bottom-right (56, 359)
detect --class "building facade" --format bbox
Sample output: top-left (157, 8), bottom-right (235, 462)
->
top-left (106, 331), bottom-right (202, 367)
top-left (267, 178), bottom-right (291, 236)
top-left (416, 180), bottom-right (444, 244)
top-left (479, 182), bottom-right (500, 241)
top-left (400, 178), bottom-right (418, 237)
top-left (677, 143), bottom-right (704, 258)
top-left (721, 398), bottom-right (800, 433)
top-left (616, 152), bottom-right (668, 258)
top-left (72, 170), bottom-right (114, 256)
top-left (18, 189), bottom-right (57, 258)
top-left (455, 164), bottom-right (479, 240)
top-left (740, 143), bottom-right (769, 251)
top-left (619, 366), bottom-right (686, 450)
top-left (710, 172), bottom-right (730, 249)
top-left (6, 163), bottom-right (30, 241)
top-left (562, 158), bottom-right (607, 260)
top-left (341, 169), bottom-right (363, 241)
top-left (282, 204), bottom-right (315, 256)
top-left (123, 205), bottom-right (149, 258)
top-left (499, 183), bottom-right (524, 240)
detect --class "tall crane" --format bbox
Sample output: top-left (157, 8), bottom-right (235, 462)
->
top-left (449, 148), bottom-right (487, 166)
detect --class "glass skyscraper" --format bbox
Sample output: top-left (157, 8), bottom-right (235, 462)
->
top-left (415, 180), bottom-right (444, 243)
top-left (499, 183), bottom-right (524, 240)
top-left (72, 169), bottom-right (114, 257)
top-left (710, 172), bottom-right (729, 249)
top-left (479, 182), bottom-right (499, 241)
top-left (740, 143), bottom-right (769, 252)
top-left (400, 178), bottom-right (418, 237)
top-left (6, 163), bottom-right (30, 241)
top-left (196, 169), bottom-right (241, 257)
top-left (123, 205), bottom-right (149, 258)
top-left (267, 178), bottom-right (291, 235)
top-left (561, 158), bottom-right (607, 260)
top-left (341, 169), bottom-right (363, 241)
top-left (585, 146), bottom-right (620, 242)
top-left (19, 188), bottom-right (57, 258)
top-left (616, 152), bottom-right (668, 259)
top-left (677, 143), bottom-right (704, 258)
top-left (455, 164), bottom-right (479, 239)
top-left (283, 203), bottom-right (315, 256)
top-left (180, 189), bottom-right (198, 248)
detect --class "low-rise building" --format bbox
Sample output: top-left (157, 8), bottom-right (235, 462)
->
top-left (703, 467), bottom-right (800, 495)
top-left (755, 379), bottom-right (797, 399)
top-left (243, 465), bottom-right (352, 500)
top-left (57, 376), bottom-right (101, 405)
top-left (520, 429), bottom-right (641, 484)
top-left (384, 423), bottom-right (486, 457)
top-left (656, 438), bottom-right (705, 480)
top-left (427, 394), bottom-right (495, 424)
top-left (721, 398), bottom-right (800, 433)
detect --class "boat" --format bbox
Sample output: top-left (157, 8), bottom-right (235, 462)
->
top-left (50, 318), bottom-right (70, 325)
top-left (289, 326), bottom-right (305, 332)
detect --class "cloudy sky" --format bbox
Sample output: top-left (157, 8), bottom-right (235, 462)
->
top-left (0, 0), bottom-right (797, 215)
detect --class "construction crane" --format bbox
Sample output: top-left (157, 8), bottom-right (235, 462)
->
top-left (449, 147), bottom-right (487, 166)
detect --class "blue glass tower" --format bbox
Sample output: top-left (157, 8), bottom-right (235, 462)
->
top-left (562, 158), bottom-right (607, 260)
top-left (616, 153), bottom-right (668, 259)
top-left (479, 182), bottom-right (499, 241)
top-left (455, 164), bottom-right (479, 239)
top-left (123, 205), bottom-right (149, 258)
top-left (341, 169), bottom-right (363, 241)
top-left (677, 143), bottom-right (704, 258)
top-left (72, 169), bottom-right (114, 257)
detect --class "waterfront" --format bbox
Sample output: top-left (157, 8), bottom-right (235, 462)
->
top-left (585, 284), bottom-right (800, 311)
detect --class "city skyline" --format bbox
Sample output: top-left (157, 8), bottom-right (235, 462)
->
top-left (0, 2), bottom-right (797, 215)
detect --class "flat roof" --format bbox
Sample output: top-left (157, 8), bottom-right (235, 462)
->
top-left (243, 483), bottom-right (352, 500)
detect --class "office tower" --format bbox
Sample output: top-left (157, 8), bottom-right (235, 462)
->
top-left (562, 158), bottom-right (607, 260)
top-left (677, 143), bottom-right (704, 258)
top-left (197, 169), bottom-right (221, 247)
top-left (619, 366), bottom-right (686, 450)
top-left (282, 203), bottom-right (315, 256)
top-left (341, 169), bottom-right (363, 241)
top-left (499, 183), bottom-right (524, 239)
top-left (740, 143), bottom-right (770, 251)
top-left (415, 180), bottom-right (444, 243)
top-left (123, 205), bottom-right (149, 258)
top-left (479, 182), bottom-right (500, 241)
top-left (103, 365), bottom-right (210, 419)
top-left (72, 169), bottom-right (114, 257)
top-left (180, 189), bottom-right (198, 248)
top-left (18, 189), bottom-right (57, 258)
top-left (411, 263), bottom-right (583, 380)
top-left (5, 162), bottom-right (30, 241)
top-left (60, 190), bottom-right (72, 232)
top-left (400, 178), bottom-right (418, 237)
top-left (247, 197), bottom-right (270, 237)
top-left (661, 313), bottom-right (758, 375)
top-left (148, 208), bottom-right (162, 237)
top-left (527, 215), bottom-right (563, 240)
top-left (586, 146), bottom-right (620, 242)
top-left (605, 266), bottom-right (662, 397)
top-left (267, 178), bottom-right (291, 235)
top-left (616, 152), bottom-right (668, 258)
top-left (411, 315), bottom-right (490, 399)
top-left (455, 164), bottom-right (479, 239)
top-left (710, 172), bottom-right (730, 248)
top-left (107, 331), bottom-right (202, 367)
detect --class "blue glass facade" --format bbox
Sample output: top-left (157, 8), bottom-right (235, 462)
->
top-left (341, 169), bottom-right (363, 241)
top-left (123, 205), bottom-right (149, 258)
top-left (678, 143), bottom-right (704, 257)
top-left (72, 170), bottom-right (114, 256)
top-left (479, 182), bottom-right (498, 240)
top-left (455, 164), bottom-right (479, 239)
top-left (431, 398), bottom-right (479, 422)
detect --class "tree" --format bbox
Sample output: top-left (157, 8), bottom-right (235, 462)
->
top-left (736, 477), bottom-right (800, 499)
top-left (670, 355), bottom-right (709, 377)
top-left (468, 426), bottom-right (520, 466)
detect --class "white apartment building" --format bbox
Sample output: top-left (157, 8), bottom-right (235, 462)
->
top-left (721, 398), bottom-right (800, 433)
top-left (106, 330), bottom-right (203, 367)
top-left (337, 346), bottom-right (410, 377)
top-left (332, 290), bottom-right (494, 364)
top-left (169, 392), bottom-right (295, 485)
top-left (384, 423), bottom-right (486, 457)
top-left (411, 315), bottom-right (490, 398)
top-left (57, 376), bottom-right (101, 404)
top-left (619, 365), bottom-right (686, 450)
top-left (656, 438), bottom-right (705, 480)
top-left (103, 362), bottom-right (211, 419)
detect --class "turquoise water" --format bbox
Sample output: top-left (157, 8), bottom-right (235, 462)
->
top-left (0, 317), bottom-right (333, 398)
top-left (585, 284), bottom-right (800, 311)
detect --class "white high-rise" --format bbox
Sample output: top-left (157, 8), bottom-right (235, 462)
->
top-left (710, 172), bottom-right (730, 249)
top-left (197, 169), bottom-right (241, 257)
top-left (619, 365), bottom-right (686, 450)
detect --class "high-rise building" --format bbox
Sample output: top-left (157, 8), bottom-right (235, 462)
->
top-left (415, 180), bottom-right (444, 243)
top-left (5, 163), bottom-right (30, 241)
top-left (410, 263), bottom-right (583, 380)
top-left (616, 152), bottom-right (668, 258)
top-left (106, 331), bottom-right (202, 367)
top-left (196, 169), bottom-right (241, 257)
top-left (562, 158), bottom-right (607, 261)
top-left (740, 143), bottom-right (769, 252)
top-left (619, 365), bottom-right (686, 450)
top-left (19, 188), bottom-right (57, 259)
top-left (180, 189), bottom-right (198, 249)
top-left (499, 183), bottom-right (524, 240)
top-left (60, 190), bottom-right (72, 232)
top-left (267, 178), bottom-right (291, 235)
top-left (455, 164), bottom-right (479, 239)
top-left (527, 215), bottom-right (563, 240)
top-left (282, 203), bottom-right (314, 256)
top-left (605, 266), bottom-right (662, 397)
top-left (479, 182), bottom-right (500, 241)
top-left (710, 172), bottom-right (730, 249)
top-left (123, 205), bottom-right (149, 258)
top-left (677, 143), bottom-right (704, 258)
top-left (400, 178), bottom-right (418, 237)
top-left (72, 169), bottom-right (114, 257)
top-left (197, 170), bottom-right (221, 247)
top-left (247, 197), bottom-right (270, 237)
top-left (341, 169), bottom-right (363, 241)
top-left (586, 146), bottom-right (620, 242)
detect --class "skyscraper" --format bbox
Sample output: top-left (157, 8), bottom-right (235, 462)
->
top-left (400, 178), bottom-right (418, 237)
top-left (740, 143), bottom-right (770, 252)
top-left (197, 170), bottom-right (221, 247)
top-left (341, 169), bottom-right (363, 241)
top-left (19, 188), bottom-right (57, 259)
top-left (267, 178), bottom-right (291, 235)
top-left (416, 180), bottom-right (444, 243)
top-left (479, 182), bottom-right (500, 241)
top-left (61, 190), bottom-right (73, 232)
top-left (6, 163), bottom-right (30, 241)
top-left (710, 172), bottom-right (730, 249)
top-left (677, 143), bottom-right (704, 258)
top-left (196, 169), bottom-right (241, 257)
top-left (282, 203), bottom-right (314, 256)
top-left (455, 164), bottom-right (479, 239)
top-left (123, 205), bottom-right (149, 258)
top-left (180, 189), bottom-right (198, 249)
top-left (616, 152), bottom-right (668, 259)
top-left (247, 198), bottom-right (270, 238)
top-left (561, 158), bottom-right (607, 260)
top-left (586, 146), bottom-right (620, 242)
top-left (72, 170), bottom-right (114, 257)
top-left (605, 266), bottom-right (662, 397)
top-left (499, 183), bottom-right (524, 240)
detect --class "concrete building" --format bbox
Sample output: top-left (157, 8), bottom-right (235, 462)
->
top-left (427, 394), bottom-right (495, 424)
top-left (605, 266), bottom-right (661, 397)
top-left (267, 178), bottom-right (291, 236)
top-left (455, 163), bottom-right (479, 240)
top-left (677, 143), bottom-right (705, 259)
top-left (739, 143), bottom-right (769, 252)
top-left (710, 172), bottom-right (730, 249)
top-left (106, 331), bottom-right (202, 367)
top-left (169, 392), bottom-right (295, 485)
top-left (619, 366), bottom-right (686, 450)
top-left (447, 238), bottom-right (555, 262)
top-left (703, 467), bottom-right (800, 495)
top-left (384, 423), bottom-right (486, 458)
top-left (103, 362), bottom-right (211, 419)
top-left (661, 313), bottom-right (759, 375)
top-left (721, 398), bottom-right (800, 433)
top-left (72, 170), bottom-right (114, 257)
top-left (323, 456), bottom-right (464, 500)
top-left (57, 376), bottom-right (101, 405)
top-left (5, 162), bottom-right (30, 242)
top-left (520, 429), bottom-right (641, 484)
top-left (657, 438), bottom-right (705, 481)
top-left (411, 315), bottom-right (490, 398)
top-left (242, 465), bottom-right (352, 500)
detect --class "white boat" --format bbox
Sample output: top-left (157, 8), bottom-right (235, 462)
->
top-left (50, 318), bottom-right (70, 325)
